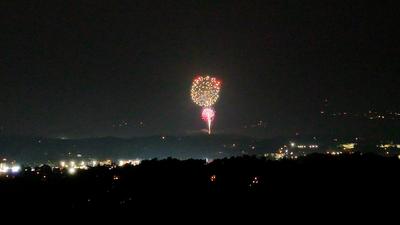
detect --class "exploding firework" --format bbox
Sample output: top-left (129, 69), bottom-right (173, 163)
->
top-left (201, 108), bottom-right (215, 135)
top-left (191, 76), bottom-right (221, 107)
top-left (191, 75), bottom-right (221, 134)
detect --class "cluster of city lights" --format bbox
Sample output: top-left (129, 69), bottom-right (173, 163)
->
top-left (272, 142), bottom-right (323, 160)
top-left (290, 142), bottom-right (319, 149)
top-left (322, 110), bottom-right (400, 120)
top-left (296, 145), bottom-right (319, 149)
top-left (118, 159), bottom-right (141, 167)
top-left (0, 158), bottom-right (143, 177)
top-left (210, 174), bottom-right (216, 182)
top-left (264, 153), bottom-right (286, 160)
top-left (59, 160), bottom-right (91, 174)
top-left (326, 151), bottom-right (343, 155)
top-left (0, 163), bottom-right (21, 174)
top-left (57, 159), bottom-right (141, 175)
top-left (378, 144), bottom-right (400, 149)
top-left (341, 143), bottom-right (356, 150)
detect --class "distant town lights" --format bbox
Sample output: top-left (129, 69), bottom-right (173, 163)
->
top-left (11, 165), bottom-right (21, 173)
top-left (68, 167), bottom-right (76, 175)
top-left (118, 159), bottom-right (141, 167)
top-left (0, 163), bottom-right (21, 174)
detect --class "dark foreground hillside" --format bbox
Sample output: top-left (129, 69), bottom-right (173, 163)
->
top-left (1, 153), bottom-right (399, 210)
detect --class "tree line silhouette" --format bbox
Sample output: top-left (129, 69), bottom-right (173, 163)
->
top-left (1, 153), bottom-right (399, 209)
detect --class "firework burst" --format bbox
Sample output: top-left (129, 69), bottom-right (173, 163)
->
top-left (191, 75), bottom-right (221, 134)
top-left (191, 76), bottom-right (221, 108)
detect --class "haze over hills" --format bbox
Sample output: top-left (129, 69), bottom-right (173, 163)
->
top-left (2, 132), bottom-right (399, 164)
top-left (0, 134), bottom-right (268, 164)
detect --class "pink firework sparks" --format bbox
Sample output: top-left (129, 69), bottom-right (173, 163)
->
top-left (201, 108), bottom-right (215, 134)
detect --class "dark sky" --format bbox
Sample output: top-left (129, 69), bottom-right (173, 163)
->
top-left (0, 0), bottom-right (399, 138)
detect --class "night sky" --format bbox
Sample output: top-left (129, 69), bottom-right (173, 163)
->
top-left (1, 1), bottom-right (399, 138)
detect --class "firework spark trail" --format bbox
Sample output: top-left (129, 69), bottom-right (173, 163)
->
top-left (202, 108), bottom-right (215, 134)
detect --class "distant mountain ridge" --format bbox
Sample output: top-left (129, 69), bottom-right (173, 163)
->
top-left (0, 134), bottom-right (276, 164)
